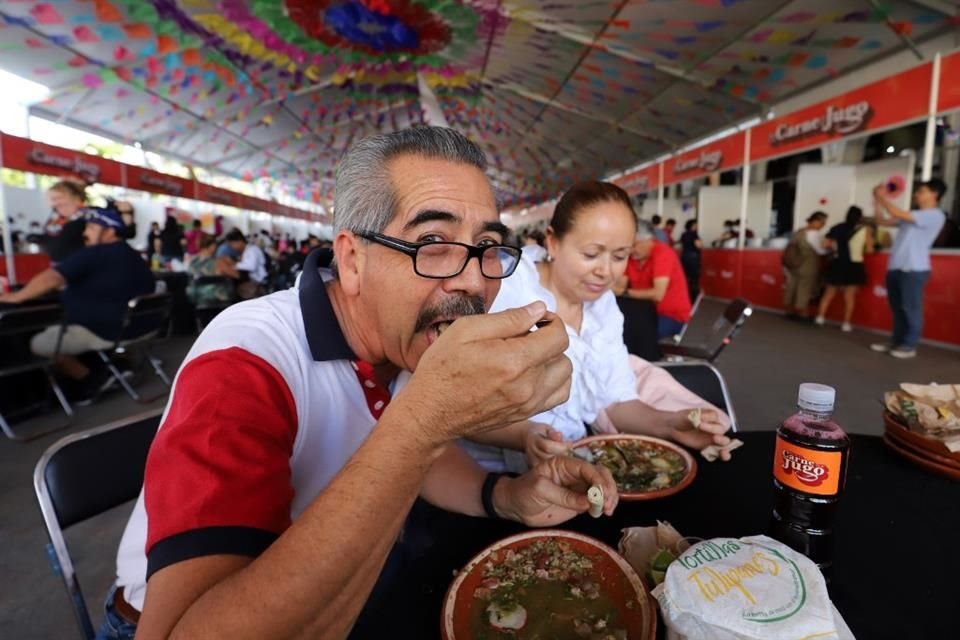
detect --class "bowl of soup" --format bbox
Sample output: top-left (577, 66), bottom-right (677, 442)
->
top-left (573, 435), bottom-right (696, 501)
top-left (442, 530), bottom-right (656, 640)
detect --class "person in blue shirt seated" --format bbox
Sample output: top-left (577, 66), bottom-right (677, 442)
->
top-left (870, 178), bottom-right (947, 359)
top-left (0, 206), bottom-right (156, 403)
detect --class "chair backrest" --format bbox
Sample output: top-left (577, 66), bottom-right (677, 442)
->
top-left (34, 409), bottom-right (162, 639)
top-left (699, 298), bottom-right (752, 361)
top-left (117, 292), bottom-right (172, 342)
top-left (0, 303), bottom-right (64, 337)
top-left (670, 291), bottom-right (705, 344)
top-left (659, 362), bottom-right (738, 432)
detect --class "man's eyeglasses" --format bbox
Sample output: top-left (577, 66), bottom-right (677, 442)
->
top-left (354, 230), bottom-right (521, 280)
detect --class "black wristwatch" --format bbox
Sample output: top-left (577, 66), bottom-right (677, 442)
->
top-left (481, 472), bottom-right (519, 519)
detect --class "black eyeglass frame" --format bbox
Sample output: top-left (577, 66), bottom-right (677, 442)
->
top-left (354, 230), bottom-right (521, 280)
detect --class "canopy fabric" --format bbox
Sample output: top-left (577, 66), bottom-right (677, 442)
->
top-left (0, 1), bottom-right (954, 207)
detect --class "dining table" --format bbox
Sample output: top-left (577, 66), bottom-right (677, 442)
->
top-left (349, 430), bottom-right (957, 639)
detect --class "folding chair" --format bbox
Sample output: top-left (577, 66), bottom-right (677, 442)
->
top-left (658, 360), bottom-right (738, 432)
top-left (34, 408), bottom-right (162, 639)
top-left (661, 291), bottom-right (705, 346)
top-left (191, 275), bottom-right (235, 332)
top-left (659, 298), bottom-right (752, 363)
top-left (0, 304), bottom-right (73, 440)
top-left (95, 293), bottom-right (172, 402)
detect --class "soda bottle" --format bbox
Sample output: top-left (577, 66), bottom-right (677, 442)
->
top-left (770, 383), bottom-right (849, 579)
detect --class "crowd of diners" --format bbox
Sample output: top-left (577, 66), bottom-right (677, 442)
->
top-left (0, 179), bottom-right (333, 405)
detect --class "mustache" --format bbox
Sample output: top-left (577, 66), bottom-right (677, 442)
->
top-left (415, 295), bottom-right (486, 333)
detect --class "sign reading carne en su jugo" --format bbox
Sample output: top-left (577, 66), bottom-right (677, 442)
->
top-left (770, 101), bottom-right (872, 146)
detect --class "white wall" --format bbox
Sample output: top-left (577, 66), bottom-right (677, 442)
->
top-left (794, 156), bottom-right (914, 231)
top-left (2, 184), bottom-right (47, 230)
top-left (698, 184), bottom-right (772, 246)
top-left (640, 195), bottom-right (697, 224)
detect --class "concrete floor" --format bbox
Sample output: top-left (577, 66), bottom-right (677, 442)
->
top-left (1, 306), bottom-right (956, 638)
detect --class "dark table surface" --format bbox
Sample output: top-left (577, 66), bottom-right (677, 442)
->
top-left (351, 431), bottom-right (957, 640)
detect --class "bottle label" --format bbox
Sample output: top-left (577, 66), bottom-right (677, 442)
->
top-left (774, 436), bottom-right (843, 496)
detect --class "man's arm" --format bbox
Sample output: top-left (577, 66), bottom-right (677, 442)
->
top-left (140, 406), bottom-right (447, 640)
top-left (625, 276), bottom-right (669, 302)
top-left (137, 304), bottom-right (575, 640)
top-left (874, 188), bottom-right (914, 224)
top-left (0, 268), bottom-right (65, 304)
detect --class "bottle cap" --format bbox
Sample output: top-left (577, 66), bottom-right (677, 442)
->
top-left (798, 383), bottom-right (836, 413)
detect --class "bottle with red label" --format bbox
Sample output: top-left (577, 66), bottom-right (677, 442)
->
top-left (770, 383), bottom-right (849, 579)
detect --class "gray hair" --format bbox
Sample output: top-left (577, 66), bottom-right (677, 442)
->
top-left (333, 127), bottom-right (489, 234)
top-left (635, 219), bottom-right (655, 240)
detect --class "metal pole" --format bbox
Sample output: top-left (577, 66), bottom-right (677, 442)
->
top-left (657, 161), bottom-right (664, 218)
top-left (738, 128), bottom-right (752, 250)
top-left (0, 131), bottom-right (16, 285)
top-left (921, 53), bottom-right (942, 181)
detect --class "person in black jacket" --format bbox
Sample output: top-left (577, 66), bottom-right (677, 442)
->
top-left (157, 215), bottom-right (185, 265)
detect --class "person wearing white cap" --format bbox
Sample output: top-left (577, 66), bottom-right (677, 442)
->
top-left (0, 205), bottom-right (155, 403)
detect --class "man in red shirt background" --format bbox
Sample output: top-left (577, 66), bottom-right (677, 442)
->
top-left (615, 219), bottom-right (692, 339)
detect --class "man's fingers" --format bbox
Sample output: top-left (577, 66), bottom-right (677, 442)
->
top-left (535, 355), bottom-right (573, 412)
top-left (537, 438), bottom-right (570, 457)
top-left (455, 302), bottom-right (547, 342)
top-left (450, 302), bottom-right (547, 343)
top-left (502, 314), bottom-right (570, 368)
top-left (531, 476), bottom-right (590, 512)
top-left (545, 427), bottom-right (565, 442)
top-left (552, 458), bottom-right (619, 515)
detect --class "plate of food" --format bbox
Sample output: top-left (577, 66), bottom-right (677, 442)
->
top-left (442, 530), bottom-right (656, 640)
top-left (571, 435), bottom-right (697, 501)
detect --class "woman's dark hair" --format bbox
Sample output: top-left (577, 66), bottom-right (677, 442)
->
top-left (163, 215), bottom-right (180, 233)
top-left (651, 214), bottom-right (662, 226)
top-left (666, 218), bottom-right (676, 227)
top-left (193, 219), bottom-right (202, 229)
top-left (549, 181), bottom-right (635, 240)
top-left (225, 229), bottom-right (246, 243)
top-left (807, 211), bottom-right (828, 224)
top-left (684, 219), bottom-right (697, 231)
top-left (49, 179), bottom-right (87, 202)
top-left (845, 206), bottom-right (864, 226)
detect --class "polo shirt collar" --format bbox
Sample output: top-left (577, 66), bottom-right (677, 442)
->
top-left (298, 249), bottom-right (356, 362)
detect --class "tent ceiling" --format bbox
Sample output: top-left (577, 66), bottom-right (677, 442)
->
top-left (0, 0), bottom-right (955, 207)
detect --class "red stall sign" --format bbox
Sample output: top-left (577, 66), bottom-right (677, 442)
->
top-left (662, 132), bottom-right (745, 186)
top-left (195, 183), bottom-right (239, 208)
top-left (615, 163), bottom-right (659, 195)
top-left (0, 133), bottom-right (124, 186)
top-left (937, 49), bottom-right (960, 114)
top-left (752, 62), bottom-right (933, 162)
top-left (129, 168), bottom-right (193, 199)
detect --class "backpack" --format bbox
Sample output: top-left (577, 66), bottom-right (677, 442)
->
top-left (781, 232), bottom-right (805, 271)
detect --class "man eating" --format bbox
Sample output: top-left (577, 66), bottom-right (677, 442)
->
top-left (105, 127), bottom-right (618, 640)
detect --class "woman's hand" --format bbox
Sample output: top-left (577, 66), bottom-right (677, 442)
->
top-left (524, 423), bottom-right (571, 466)
top-left (669, 408), bottom-right (733, 461)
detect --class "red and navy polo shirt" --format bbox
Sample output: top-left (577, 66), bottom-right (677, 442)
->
top-left (116, 250), bottom-right (400, 610)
